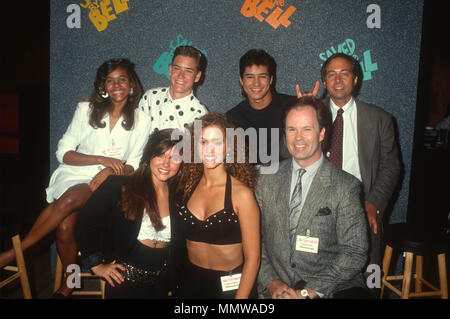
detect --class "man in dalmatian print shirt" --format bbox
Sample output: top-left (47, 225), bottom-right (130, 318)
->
top-left (139, 46), bottom-right (208, 133)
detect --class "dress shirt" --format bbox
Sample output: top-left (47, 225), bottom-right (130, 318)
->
top-left (329, 98), bottom-right (362, 181)
top-left (289, 154), bottom-right (324, 216)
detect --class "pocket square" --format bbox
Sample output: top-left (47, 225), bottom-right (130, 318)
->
top-left (316, 207), bottom-right (331, 216)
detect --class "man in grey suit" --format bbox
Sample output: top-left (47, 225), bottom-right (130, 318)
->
top-left (256, 96), bottom-right (370, 299)
top-left (320, 53), bottom-right (401, 275)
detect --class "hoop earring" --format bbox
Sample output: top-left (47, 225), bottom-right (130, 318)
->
top-left (101, 92), bottom-right (109, 98)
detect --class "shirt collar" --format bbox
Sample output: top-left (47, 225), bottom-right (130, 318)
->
top-left (330, 96), bottom-right (355, 114)
top-left (167, 89), bottom-right (195, 104)
top-left (291, 153), bottom-right (324, 176)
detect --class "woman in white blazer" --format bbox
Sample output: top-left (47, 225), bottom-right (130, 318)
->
top-left (0, 58), bottom-right (151, 297)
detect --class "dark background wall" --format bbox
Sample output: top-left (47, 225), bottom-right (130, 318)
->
top-left (0, 2), bottom-right (50, 241)
top-left (0, 0), bottom-right (449, 243)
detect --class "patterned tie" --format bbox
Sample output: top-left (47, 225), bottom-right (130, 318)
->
top-left (329, 108), bottom-right (344, 168)
top-left (289, 168), bottom-right (307, 247)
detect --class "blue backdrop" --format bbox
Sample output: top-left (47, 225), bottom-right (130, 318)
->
top-left (50, 0), bottom-right (424, 223)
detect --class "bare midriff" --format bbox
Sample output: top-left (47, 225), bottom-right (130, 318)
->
top-left (139, 239), bottom-right (169, 249)
top-left (187, 240), bottom-right (243, 271)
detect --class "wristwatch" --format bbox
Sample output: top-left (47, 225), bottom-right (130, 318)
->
top-left (300, 289), bottom-right (310, 299)
top-left (294, 279), bottom-right (310, 299)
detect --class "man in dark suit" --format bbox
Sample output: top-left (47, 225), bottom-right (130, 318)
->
top-left (320, 53), bottom-right (401, 276)
top-left (256, 96), bottom-right (369, 299)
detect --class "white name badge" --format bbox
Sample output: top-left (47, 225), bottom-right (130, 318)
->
top-left (103, 145), bottom-right (124, 158)
top-left (296, 235), bottom-right (319, 253)
top-left (220, 273), bottom-right (242, 292)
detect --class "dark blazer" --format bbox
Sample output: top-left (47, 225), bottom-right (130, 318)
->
top-left (325, 98), bottom-right (401, 214)
top-left (256, 158), bottom-right (369, 298)
top-left (354, 99), bottom-right (401, 214)
top-left (75, 175), bottom-right (185, 297)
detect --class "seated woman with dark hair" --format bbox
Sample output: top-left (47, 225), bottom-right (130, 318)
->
top-left (177, 112), bottom-right (260, 299)
top-left (75, 129), bottom-right (185, 298)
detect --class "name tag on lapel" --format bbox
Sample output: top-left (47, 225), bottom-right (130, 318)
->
top-left (296, 235), bottom-right (319, 253)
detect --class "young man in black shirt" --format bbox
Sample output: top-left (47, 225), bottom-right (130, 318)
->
top-left (226, 49), bottom-right (293, 170)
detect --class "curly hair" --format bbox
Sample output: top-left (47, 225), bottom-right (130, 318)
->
top-left (120, 129), bottom-right (182, 231)
top-left (89, 58), bottom-right (143, 131)
top-left (177, 112), bottom-right (258, 202)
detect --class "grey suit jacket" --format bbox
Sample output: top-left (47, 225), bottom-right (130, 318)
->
top-left (256, 158), bottom-right (369, 298)
top-left (355, 100), bottom-right (401, 214)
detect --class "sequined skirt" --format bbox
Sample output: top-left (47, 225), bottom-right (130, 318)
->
top-left (117, 259), bottom-right (167, 286)
top-left (106, 240), bottom-right (169, 298)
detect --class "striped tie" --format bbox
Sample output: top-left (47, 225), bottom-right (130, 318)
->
top-left (289, 168), bottom-right (306, 247)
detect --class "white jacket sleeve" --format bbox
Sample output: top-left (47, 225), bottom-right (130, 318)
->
top-left (55, 102), bottom-right (89, 164)
top-left (124, 110), bottom-right (151, 170)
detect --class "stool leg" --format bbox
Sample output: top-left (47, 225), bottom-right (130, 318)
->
top-left (54, 254), bottom-right (63, 293)
top-left (437, 253), bottom-right (448, 299)
top-left (12, 235), bottom-right (32, 299)
top-left (380, 245), bottom-right (393, 299)
top-left (401, 252), bottom-right (414, 299)
top-left (415, 255), bottom-right (423, 293)
top-left (100, 279), bottom-right (105, 299)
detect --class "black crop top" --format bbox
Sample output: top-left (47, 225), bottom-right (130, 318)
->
top-left (178, 173), bottom-right (242, 245)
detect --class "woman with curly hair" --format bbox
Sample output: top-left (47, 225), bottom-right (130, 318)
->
top-left (76, 129), bottom-right (184, 298)
top-left (176, 112), bottom-right (260, 299)
top-left (0, 58), bottom-right (151, 297)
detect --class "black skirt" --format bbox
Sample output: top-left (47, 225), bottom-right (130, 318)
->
top-left (179, 261), bottom-right (244, 299)
top-left (105, 240), bottom-right (169, 299)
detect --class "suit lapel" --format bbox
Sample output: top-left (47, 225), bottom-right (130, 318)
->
top-left (356, 100), bottom-right (373, 191)
top-left (297, 160), bottom-right (332, 232)
top-left (279, 160), bottom-right (293, 239)
top-left (269, 160), bottom-right (293, 260)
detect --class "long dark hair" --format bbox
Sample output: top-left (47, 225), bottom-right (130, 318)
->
top-left (89, 58), bottom-right (143, 131)
top-left (120, 129), bottom-right (182, 231)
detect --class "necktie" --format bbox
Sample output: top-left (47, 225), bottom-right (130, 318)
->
top-left (329, 108), bottom-right (344, 168)
top-left (289, 168), bottom-right (306, 247)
